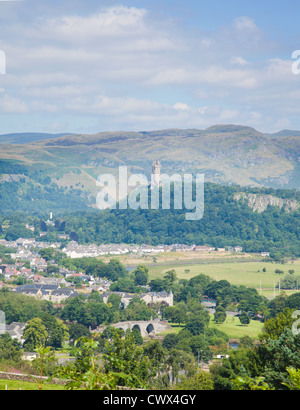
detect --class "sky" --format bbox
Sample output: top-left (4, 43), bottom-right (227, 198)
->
top-left (0, 0), bottom-right (300, 134)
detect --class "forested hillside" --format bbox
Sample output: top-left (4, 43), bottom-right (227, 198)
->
top-left (0, 160), bottom-right (90, 213)
top-left (1, 183), bottom-right (299, 258)
top-left (63, 183), bottom-right (299, 257)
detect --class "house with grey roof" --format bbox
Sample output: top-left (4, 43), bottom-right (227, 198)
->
top-left (5, 322), bottom-right (26, 343)
top-left (50, 288), bottom-right (79, 303)
top-left (15, 284), bottom-right (78, 303)
top-left (99, 291), bottom-right (135, 308)
top-left (99, 290), bottom-right (173, 309)
top-left (140, 291), bottom-right (173, 307)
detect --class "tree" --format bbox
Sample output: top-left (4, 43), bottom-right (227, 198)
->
top-left (23, 318), bottom-right (48, 350)
top-left (107, 293), bottom-right (122, 311)
top-left (283, 367), bottom-right (300, 390)
top-left (239, 312), bottom-right (250, 326)
top-left (281, 274), bottom-right (299, 290)
top-left (106, 259), bottom-right (127, 281)
top-left (149, 278), bottom-right (165, 292)
top-left (261, 308), bottom-right (293, 341)
top-left (41, 313), bottom-right (69, 348)
top-left (239, 336), bottom-right (254, 349)
top-left (122, 297), bottom-right (157, 321)
top-left (233, 375), bottom-right (273, 390)
top-left (164, 305), bottom-right (187, 326)
top-left (268, 294), bottom-right (288, 317)
top-left (0, 333), bottom-right (23, 364)
top-left (69, 323), bottom-right (91, 345)
top-left (164, 269), bottom-right (177, 284)
top-left (38, 248), bottom-right (65, 263)
top-left (185, 312), bottom-right (209, 336)
top-left (33, 346), bottom-right (57, 390)
top-left (143, 339), bottom-right (166, 378)
top-left (189, 335), bottom-right (212, 362)
top-left (46, 264), bottom-right (60, 276)
top-left (214, 306), bottom-right (227, 324)
top-left (162, 333), bottom-right (179, 351)
top-left (166, 348), bottom-right (195, 385)
top-left (133, 265), bottom-right (149, 286)
top-left (110, 277), bottom-right (139, 294)
top-left (205, 280), bottom-right (231, 300)
top-left (176, 370), bottom-right (214, 390)
top-left (60, 337), bottom-right (123, 390)
top-left (132, 328), bottom-right (144, 345)
top-left (188, 274), bottom-right (212, 297)
top-left (61, 294), bottom-right (90, 326)
top-left (4, 224), bottom-right (33, 241)
top-left (257, 328), bottom-right (300, 389)
top-left (286, 293), bottom-right (300, 310)
top-left (103, 329), bottom-right (153, 388)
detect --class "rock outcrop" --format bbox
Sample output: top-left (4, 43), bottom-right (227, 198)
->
top-left (234, 192), bottom-right (299, 213)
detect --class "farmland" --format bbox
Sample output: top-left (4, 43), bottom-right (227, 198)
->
top-left (146, 258), bottom-right (300, 299)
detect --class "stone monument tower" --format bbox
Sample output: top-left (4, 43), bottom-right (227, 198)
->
top-left (151, 159), bottom-right (162, 189)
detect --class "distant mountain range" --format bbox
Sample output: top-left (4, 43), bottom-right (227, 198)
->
top-left (0, 132), bottom-right (73, 144)
top-left (0, 125), bottom-right (299, 199)
top-left (1, 126), bottom-right (299, 144)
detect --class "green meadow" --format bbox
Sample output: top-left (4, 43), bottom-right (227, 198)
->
top-left (149, 259), bottom-right (300, 298)
top-left (208, 314), bottom-right (264, 339)
top-left (162, 315), bottom-right (264, 340)
top-left (0, 379), bottom-right (65, 390)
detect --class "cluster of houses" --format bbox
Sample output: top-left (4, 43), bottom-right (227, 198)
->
top-left (62, 241), bottom-right (244, 258)
top-left (14, 283), bottom-right (80, 303)
top-left (0, 288), bottom-right (174, 349)
top-left (11, 279), bottom-right (173, 308)
top-left (0, 262), bottom-right (113, 301)
top-left (64, 241), bottom-right (170, 258)
top-left (0, 237), bottom-right (268, 307)
top-left (0, 237), bottom-right (247, 260)
top-left (0, 235), bottom-right (175, 309)
top-left (100, 290), bottom-right (173, 309)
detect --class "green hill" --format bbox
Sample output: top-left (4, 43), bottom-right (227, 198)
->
top-left (59, 182), bottom-right (299, 257)
top-left (0, 125), bottom-right (299, 200)
top-left (0, 133), bottom-right (73, 144)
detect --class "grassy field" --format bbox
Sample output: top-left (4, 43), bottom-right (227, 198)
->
top-left (147, 259), bottom-right (300, 298)
top-left (116, 250), bottom-right (259, 267)
top-left (161, 315), bottom-right (264, 340)
top-left (208, 315), bottom-right (264, 339)
top-left (0, 379), bottom-right (65, 390)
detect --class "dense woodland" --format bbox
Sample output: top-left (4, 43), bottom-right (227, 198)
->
top-left (0, 181), bottom-right (299, 258)
top-left (0, 160), bottom-right (90, 213)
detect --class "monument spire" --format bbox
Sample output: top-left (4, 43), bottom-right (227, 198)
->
top-left (151, 159), bottom-right (161, 189)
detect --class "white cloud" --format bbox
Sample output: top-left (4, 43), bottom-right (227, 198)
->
top-left (232, 56), bottom-right (248, 66)
top-left (233, 16), bottom-right (258, 32)
top-left (0, 94), bottom-right (27, 113)
top-left (218, 109), bottom-right (239, 121)
top-left (43, 6), bottom-right (148, 44)
top-left (0, 4), bottom-right (299, 133)
top-left (198, 106), bottom-right (208, 115)
top-left (64, 95), bottom-right (166, 117)
top-left (173, 102), bottom-right (189, 111)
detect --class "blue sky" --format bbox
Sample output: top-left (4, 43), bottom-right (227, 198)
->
top-left (0, 0), bottom-right (300, 134)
